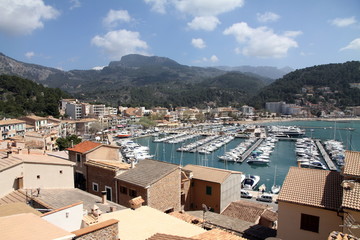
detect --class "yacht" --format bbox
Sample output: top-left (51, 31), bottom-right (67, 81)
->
top-left (247, 156), bottom-right (270, 165)
top-left (242, 175), bottom-right (260, 190)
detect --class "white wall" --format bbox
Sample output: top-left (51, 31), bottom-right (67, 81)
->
top-left (0, 164), bottom-right (23, 197)
top-left (23, 163), bottom-right (74, 189)
top-left (42, 203), bottom-right (83, 232)
top-left (220, 174), bottom-right (242, 212)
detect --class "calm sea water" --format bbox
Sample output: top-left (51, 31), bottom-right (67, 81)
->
top-left (134, 120), bottom-right (360, 191)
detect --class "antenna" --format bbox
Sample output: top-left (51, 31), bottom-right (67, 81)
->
top-left (202, 204), bottom-right (209, 228)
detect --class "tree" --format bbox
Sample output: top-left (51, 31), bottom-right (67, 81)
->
top-left (137, 116), bottom-right (156, 129)
top-left (56, 135), bottom-right (82, 151)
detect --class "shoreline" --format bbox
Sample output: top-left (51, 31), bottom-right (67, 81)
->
top-left (232, 117), bottom-right (360, 125)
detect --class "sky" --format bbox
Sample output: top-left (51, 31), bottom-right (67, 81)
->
top-left (0, 0), bottom-right (359, 71)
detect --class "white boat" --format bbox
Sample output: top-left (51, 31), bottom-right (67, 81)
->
top-left (247, 157), bottom-right (270, 165)
top-left (242, 175), bottom-right (260, 190)
top-left (271, 166), bottom-right (281, 194)
top-left (300, 160), bottom-right (327, 170)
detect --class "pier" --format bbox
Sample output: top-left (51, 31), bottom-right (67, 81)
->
top-left (315, 140), bottom-right (338, 171)
top-left (238, 138), bottom-right (264, 163)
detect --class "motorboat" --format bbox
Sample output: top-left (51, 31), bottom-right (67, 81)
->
top-left (242, 175), bottom-right (260, 190)
top-left (247, 156), bottom-right (270, 165)
top-left (300, 160), bottom-right (327, 170)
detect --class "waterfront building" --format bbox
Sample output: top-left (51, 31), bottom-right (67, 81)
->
top-left (277, 150), bottom-right (360, 239)
top-left (115, 159), bottom-right (181, 212)
top-left (182, 164), bottom-right (242, 213)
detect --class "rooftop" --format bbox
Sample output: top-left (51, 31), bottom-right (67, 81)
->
top-left (182, 165), bottom-right (241, 184)
top-left (0, 213), bottom-right (74, 240)
top-left (221, 200), bottom-right (275, 224)
top-left (0, 202), bottom-right (42, 217)
top-left (98, 206), bottom-right (206, 240)
top-left (342, 181), bottom-right (360, 211)
top-left (66, 140), bottom-right (102, 154)
top-left (0, 119), bottom-right (26, 126)
top-left (278, 167), bottom-right (343, 211)
top-left (115, 159), bottom-right (179, 188)
top-left (0, 152), bottom-right (22, 172)
top-left (86, 159), bottom-right (130, 170)
top-left (343, 151), bottom-right (360, 177)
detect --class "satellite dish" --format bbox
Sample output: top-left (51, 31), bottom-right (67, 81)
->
top-left (202, 204), bottom-right (209, 212)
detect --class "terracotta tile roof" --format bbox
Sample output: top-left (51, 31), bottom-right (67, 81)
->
top-left (343, 151), bottom-right (360, 177)
top-left (0, 190), bottom-right (28, 205)
top-left (342, 181), bottom-right (360, 211)
top-left (328, 231), bottom-right (359, 240)
top-left (261, 209), bottom-right (278, 222)
top-left (147, 233), bottom-right (194, 240)
top-left (221, 200), bottom-right (270, 223)
top-left (115, 159), bottom-right (179, 188)
top-left (278, 167), bottom-right (343, 210)
top-left (169, 212), bottom-right (203, 225)
top-left (66, 141), bottom-right (102, 153)
top-left (129, 196), bottom-right (145, 205)
top-left (72, 219), bottom-right (118, 237)
top-left (0, 119), bottom-right (26, 126)
top-left (182, 165), bottom-right (241, 184)
top-left (193, 229), bottom-right (247, 240)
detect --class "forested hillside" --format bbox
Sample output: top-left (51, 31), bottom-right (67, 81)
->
top-left (251, 61), bottom-right (360, 109)
top-left (0, 75), bottom-right (70, 118)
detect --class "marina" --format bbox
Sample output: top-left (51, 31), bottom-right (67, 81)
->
top-left (130, 120), bottom-right (360, 191)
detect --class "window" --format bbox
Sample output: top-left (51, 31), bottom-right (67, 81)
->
top-left (92, 183), bottom-right (99, 192)
top-left (120, 186), bottom-right (128, 194)
top-left (37, 175), bottom-right (40, 179)
top-left (300, 213), bottom-right (319, 233)
top-left (105, 186), bottom-right (112, 201)
top-left (206, 186), bottom-right (212, 195)
top-left (76, 154), bottom-right (81, 165)
top-left (59, 170), bottom-right (63, 174)
top-left (129, 189), bottom-right (137, 197)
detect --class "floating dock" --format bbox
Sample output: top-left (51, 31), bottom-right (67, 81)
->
top-left (315, 140), bottom-right (338, 171)
top-left (238, 138), bottom-right (264, 163)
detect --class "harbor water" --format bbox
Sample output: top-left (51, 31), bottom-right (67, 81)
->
top-left (133, 120), bottom-right (360, 191)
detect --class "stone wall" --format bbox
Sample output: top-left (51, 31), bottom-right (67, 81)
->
top-left (73, 219), bottom-right (118, 240)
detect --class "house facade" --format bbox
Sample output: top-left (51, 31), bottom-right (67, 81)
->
top-left (182, 164), bottom-right (242, 213)
top-left (115, 159), bottom-right (181, 212)
top-left (0, 119), bottom-right (26, 140)
top-left (67, 141), bottom-right (120, 190)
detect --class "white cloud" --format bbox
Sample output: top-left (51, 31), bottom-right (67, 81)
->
top-left (210, 55), bottom-right (219, 63)
top-left (25, 51), bottom-right (35, 59)
top-left (330, 16), bottom-right (357, 27)
top-left (103, 10), bottom-right (131, 28)
top-left (340, 38), bottom-right (360, 51)
top-left (69, 0), bottom-right (81, 10)
top-left (174, 0), bottom-right (244, 16)
top-left (223, 22), bottom-right (301, 58)
top-left (144, 0), bottom-right (168, 14)
top-left (0, 0), bottom-right (60, 36)
top-left (92, 66), bottom-right (106, 71)
top-left (257, 12), bottom-right (280, 23)
top-left (191, 38), bottom-right (206, 48)
top-left (188, 16), bottom-right (220, 31)
top-left (91, 29), bottom-right (149, 60)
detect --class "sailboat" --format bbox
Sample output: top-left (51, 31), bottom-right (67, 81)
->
top-left (271, 165), bottom-right (281, 194)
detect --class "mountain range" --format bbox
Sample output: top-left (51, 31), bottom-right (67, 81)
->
top-left (1, 52), bottom-right (359, 110)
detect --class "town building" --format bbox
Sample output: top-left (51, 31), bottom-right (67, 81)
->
top-left (115, 159), bottom-right (181, 212)
top-left (67, 141), bottom-right (121, 191)
top-left (0, 119), bottom-right (26, 140)
top-left (182, 164), bottom-right (242, 213)
top-left (277, 151), bottom-right (360, 240)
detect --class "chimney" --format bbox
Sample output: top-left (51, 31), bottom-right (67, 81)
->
top-left (110, 206), bottom-right (116, 212)
top-left (130, 158), bottom-right (135, 169)
top-left (101, 191), bottom-right (107, 204)
top-left (129, 196), bottom-right (144, 210)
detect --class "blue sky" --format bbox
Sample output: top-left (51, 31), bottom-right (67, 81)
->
top-left (0, 0), bottom-right (359, 71)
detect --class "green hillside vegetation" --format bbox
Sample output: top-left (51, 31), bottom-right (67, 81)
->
top-left (0, 75), bottom-right (70, 118)
top-left (80, 71), bottom-right (267, 108)
top-left (251, 61), bottom-right (360, 109)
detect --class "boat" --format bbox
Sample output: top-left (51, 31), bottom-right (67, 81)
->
top-left (242, 175), bottom-right (260, 190)
top-left (116, 131), bottom-right (131, 138)
top-left (271, 165), bottom-right (281, 194)
top-left (300, 160), bottom-right (327, 170)
top-left (247, 156), bottom-right (270, 165)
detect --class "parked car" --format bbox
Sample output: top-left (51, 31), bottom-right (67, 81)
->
top-left (256, 193), bottom-right (273, 202)
top-left (241, 189), bottom-right (253, 199)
